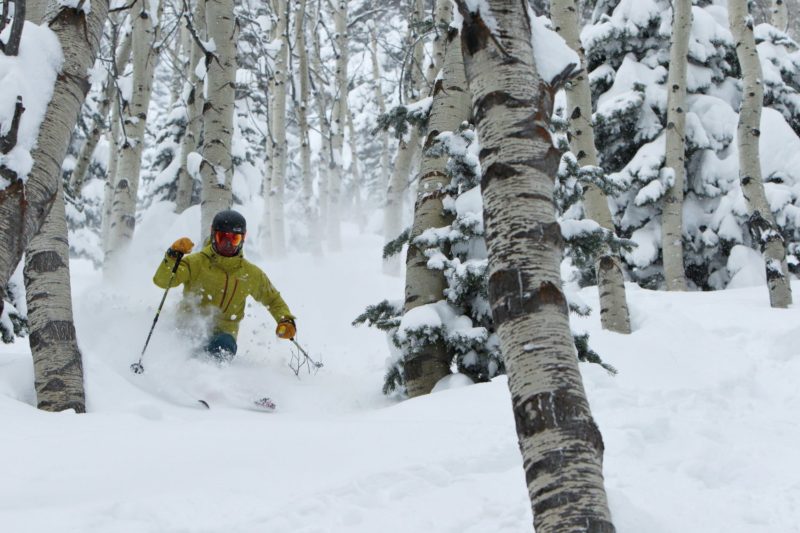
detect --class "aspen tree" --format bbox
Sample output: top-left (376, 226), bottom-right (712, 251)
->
top-left (295, 0), bottom-right (321, 256)
top-left (200, 0), bottom-right (236, 241)
top-left (381, 0), bottom-right (435, 275)
top-left (403, 27), bottom-right (471, 398)
top-left (661, 0), bottom-right (691, 291)
top-left (24, 182), bottom-right (86, 412)
top-left (105, 0), bottom-right (160, 270)
top-left (70, 24), bottom-right (132, 194)
top-left (456, 1), bottom-right (615, 530)
top-left (176, 0), bottom-right (206, 213)
top-left (25, 0), bottom-right (46, 23)
top-left (369, 26), bottom-right (389, 206)
top-left (327, 0), bottom-right (349, 251)
top-left (772, 0), bottom-right (789, 30)
top-left (267, 0), bottom-right (289, 257)
top-left (311, 4), bottom-right (331, 241)
top-left (0, 0), bottom-right (109, 290)
top-left (730, 0), bottom-right (793, 308)
top-left (551, 0), bottom-right (631, 331)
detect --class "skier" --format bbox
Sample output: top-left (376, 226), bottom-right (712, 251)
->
top-left (153, 209), bottom-right (296, 362)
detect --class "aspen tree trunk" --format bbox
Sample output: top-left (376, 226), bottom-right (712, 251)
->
top-left (383, 132), bottom-right (420, 276)
top-left (70, 26), bottom-right (133, 194)
top-left (381, 0), bottom-right (431, 276)
top-left (327, 0), bottom-right (349, 251)
top-left (200, 0), bottom-right (236, 241)
top-left (347, 109), bottom-right (365, 228)
top-left (175, 0), bottom-right (206, 213)
top-left (24, 182), bottom-right (85, 413)
top-left (427, 0), bottom-right (452, 83)
top-left (660, 0), bottom-right (691, 291)
top-left (311, 11), bottom-right (331, 241)
top-left (551, 0), bottom-right (631, 332)
top-left (772, 0), bottom-right (789, 30)
top-left (295, 0), bottom-right (321, 256)
top-left (105, 0), bottom-right (160, 270)
top-left (730, 0), bottom-right (793, 308)
top-left (457, 1), bottom-right (615, 530)
top-left (176, 0), bottom-right (206, 213)
top-left (369, 27), bottom-right (390, 204)
top-left (267, 0), bottom-right (289, 257)
top-left (102, 103), bottom-right (123, 250)
top-left (404, 28), bottom-right (471, 398)
top-left (25, 0), bottom-right (46, 23)
top-left (0, 0), bottom-right (108, 290)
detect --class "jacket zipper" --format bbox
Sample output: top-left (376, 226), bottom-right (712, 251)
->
top-left (222, 279), bottom-right (239, 315)
top-left (220, 272), bottom-right (229, 309)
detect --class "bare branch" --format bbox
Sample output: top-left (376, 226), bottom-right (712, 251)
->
top-left (0, 96), bottom-right (25, 154)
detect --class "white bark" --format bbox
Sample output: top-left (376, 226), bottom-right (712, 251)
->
top-left (267, 0), bottom-right (289, 257)
top-left (404, 28), bottom-right (471, 398)
top-left (0, 0), bottom-right (108, 289)
top-left (730, 0), bottom-right (793, 308)
top-left (295, 0), bottom-right (321, 256)
top-left (382, 132), bottom-right (420, 276)
top-left (105, 0), bottom-right (160, 271)
top-left (70, 25), bottom-right (133, 193)
top-left (381, 0), bottom-right (430, 276)
top-left (347, 108), bottom-right (365, 229)
top-left (457, 1), bottom-right (615, 530)
top-left (551, 0), bottom-right (631, 332)
top-left (25, 0), bottom-right (46, 23)
top-left (311, 12), bottom-right (331, 245)
top-left (772, 0), bottom-right (789, 30)
top-left (24, 181), bottom-right (86, 413)
top-left (176, 0), bottom-right (206, 213)
top-left (327, 0), bottom-right (349, 251)
top-left (200, 0), bottom-right (236, 241)
top-left (661, 0), bottom-right (691, 291)
top-left (369, 27), bottom-right (390, 205)
top-left (427, 0), bottom-right (452, 83)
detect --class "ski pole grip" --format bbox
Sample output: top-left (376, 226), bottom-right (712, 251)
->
top-left (170, 252), bottom-right (184, 274)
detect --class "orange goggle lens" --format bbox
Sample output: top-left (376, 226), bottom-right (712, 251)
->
top-left (214, 231), bottom-right (244, 247)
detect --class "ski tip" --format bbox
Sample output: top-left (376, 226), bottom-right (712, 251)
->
top-left (253, 398), bottom-right (277, 411)
top-left (198, 400), bottom-right (210, 409)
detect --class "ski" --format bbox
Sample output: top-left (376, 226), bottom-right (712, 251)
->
top-left (194, 397), bottom-right (276, 412)
top-left (252, 397), bottom-right (277, 411)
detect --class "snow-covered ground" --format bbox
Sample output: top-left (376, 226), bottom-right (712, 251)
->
top-left (2, 213), bottom-right (800, 532)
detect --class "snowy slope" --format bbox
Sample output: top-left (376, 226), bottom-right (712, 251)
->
top-left (2, 212), bottom-right (800, 532)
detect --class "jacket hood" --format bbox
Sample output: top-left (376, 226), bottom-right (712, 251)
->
top-left (200, 241), bottom-right (244, 272)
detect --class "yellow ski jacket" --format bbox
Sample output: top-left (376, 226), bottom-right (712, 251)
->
top-left (153, 243), bottom-right (294, 339)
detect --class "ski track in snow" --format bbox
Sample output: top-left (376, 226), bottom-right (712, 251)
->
top-left (2, 222), bottom-right (800, 532)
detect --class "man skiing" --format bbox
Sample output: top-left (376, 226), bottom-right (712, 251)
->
top-left (153, 209), bottom-right (296, 361)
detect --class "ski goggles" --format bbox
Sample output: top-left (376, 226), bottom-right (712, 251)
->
top-left (213, 231), bottom-right (245, 255)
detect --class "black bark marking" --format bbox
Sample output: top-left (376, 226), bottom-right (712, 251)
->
top-left (489, 273), bottom-right (568, 324)
top-left (481, 161), bottom-right (519, 189)
top-left (26, 250), bottom-right (67, 275)
top-left (598, 255), bottom-right (616, 275)
top-left (513, 388), bottom-right (604, 451)
top-left (457, 1), bottom-right (493, 56)
top-left (40, 378), bottom-right (67, 392)
top-left (28, 321), bottom-right (77, 352)
top-left (473, 92), bottom-right (536, 124)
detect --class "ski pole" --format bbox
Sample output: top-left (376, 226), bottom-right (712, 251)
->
top-left (131, 252), bottom-right (184, 374)
top-left (288, 338), bottom-right (323, 376)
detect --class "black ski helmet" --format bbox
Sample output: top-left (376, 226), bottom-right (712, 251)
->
top-left (211, 210), bottom-right (247, 256)
top-left (211, 209), bottom-right (247, 234)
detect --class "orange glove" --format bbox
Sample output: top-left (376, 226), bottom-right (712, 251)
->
top-left (169, 237), bottom-right (194, 256)
top-left (276, 319), bottom-right (296, 340)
